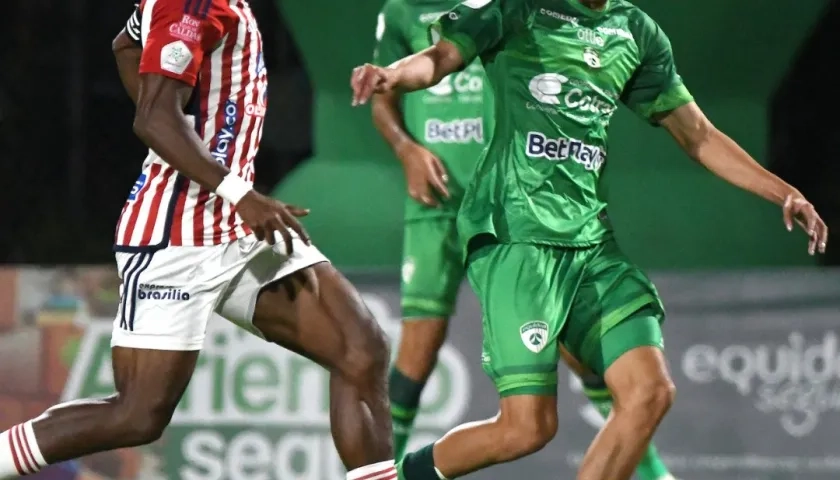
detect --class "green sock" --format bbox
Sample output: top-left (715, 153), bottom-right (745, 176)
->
top-left (399, 444), bottom-right (443, 480)
top-left (389, 368), bottom-right (426, 461)
top-left (581, 376), bottom-right (673, 480)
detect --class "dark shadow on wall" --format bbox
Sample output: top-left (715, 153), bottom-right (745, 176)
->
top-left (768, 0), bottom-right (839, 266)
top-left (249, 0), bottom-right (313, 194)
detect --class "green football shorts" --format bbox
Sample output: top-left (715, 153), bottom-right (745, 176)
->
top-left (466, 236), bottom-right (665, 397)
top-left (400, 218), bottom-right (465, 319)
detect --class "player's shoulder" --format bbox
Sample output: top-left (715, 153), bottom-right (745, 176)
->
top-left (608, 1), bottom-right (666, 48)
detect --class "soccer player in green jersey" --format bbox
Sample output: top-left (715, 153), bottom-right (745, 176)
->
top-left (370, 1), bottom-right (679, 479)
top-left (352, 0), bottom-right (829, 479)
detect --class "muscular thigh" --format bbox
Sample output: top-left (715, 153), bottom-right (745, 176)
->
top-left (250, 262), bottom-right (383, 370)
top-left (401, 218), bottom-right (465, 319)
top-left (564, 239), bottom-right (665, 376)
top-left (466, 238), bottom-right (585, 397)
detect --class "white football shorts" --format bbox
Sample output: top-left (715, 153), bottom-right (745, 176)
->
top-left (111, 234), bottom-right (329, 350)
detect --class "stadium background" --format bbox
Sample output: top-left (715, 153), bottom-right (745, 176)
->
top-left (1, 0), bottom-right (839, 479)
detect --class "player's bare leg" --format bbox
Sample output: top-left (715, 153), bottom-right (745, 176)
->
top-left (397, 394), bottom-right (557, 479)
top-left (251, 262), bottom-right (394, 476)
top-left (576, 346), bottom-right (676, 480)
top-left (390, 318), bottom-right (448, 459)
top-left (0, 348), bottom-right (197, 477)
top-left (561, 347), bottom-right (678, 480)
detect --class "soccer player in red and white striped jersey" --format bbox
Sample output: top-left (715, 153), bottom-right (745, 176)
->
top-left (0, 1), bottom-right (395, 478)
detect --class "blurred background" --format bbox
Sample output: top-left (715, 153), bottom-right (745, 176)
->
top-left (0, 0), bottom-right (838, 479)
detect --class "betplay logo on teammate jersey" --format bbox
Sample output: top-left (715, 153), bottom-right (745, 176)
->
top-left (424, 118), bottom-right (483, 144)
top-left (525, 132), bottom-right (606, 171)
top-left (682, 331), bottom-right (840, 438)
top-left (62, 293), bottom-right (471, 480)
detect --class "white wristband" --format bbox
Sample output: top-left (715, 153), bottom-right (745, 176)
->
top-left (215, 173), bottom-right (252, 205)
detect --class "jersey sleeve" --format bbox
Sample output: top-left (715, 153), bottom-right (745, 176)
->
top-left (430, 0), bottom-right (524, 65)
top-left (373, 0), bottom-right (411, 66)
top-left (138, 0), bottom-right (227, 86)
top-left (620, 14), bottom-right (693, 124)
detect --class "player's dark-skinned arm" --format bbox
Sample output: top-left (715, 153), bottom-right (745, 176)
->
top-left (371, 91), bottom-right (450, 205)
top-left (112, 29), bottom-right (142, 105)
top-left (132, 74), bottom-right (310, 251)
top-left (352, 41), bottom-right (464, 106)
top-left (659, 102), bottom-right (828, 255)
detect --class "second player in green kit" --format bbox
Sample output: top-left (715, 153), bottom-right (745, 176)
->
top-left (371, 0), bottom-right (491, 461)
top-left (356, 0), bottom-right (827, 478)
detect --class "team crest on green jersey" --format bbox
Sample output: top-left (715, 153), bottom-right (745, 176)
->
top-left (520, 321), bottom-right (549, 353)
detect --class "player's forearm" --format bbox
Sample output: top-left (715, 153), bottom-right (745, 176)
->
top-left (133, 109), bottom-right (230, 191)
top-left (692, 128), bottom-right (798, 206)
top-left (390, 43), bottom-right (462, 92)
top-left (371, 93), bottom-right (416, 156)
top-left (113, 30), bottom-right (142, 105)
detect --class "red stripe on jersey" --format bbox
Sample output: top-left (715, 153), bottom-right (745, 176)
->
top-left (192, 190), bottom-right (210, 246)
top-left (120, 163), bottom-right (161, 245)
top-left (170, 177), bottom-right (186, 245)
top-left (140, 167), bottom-right (176, 244)
top-left (208, 27), bottom-right (240, 244)
top-left (223, 15), bottom-right (254, 242)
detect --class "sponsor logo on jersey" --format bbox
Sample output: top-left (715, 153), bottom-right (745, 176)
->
top-left (583, 47), bottom-right (601, 69)
top-left (425, 68), bottom-right (484, 100)
top-left (419, 11), bottom-right (448, 23)
top-left (539, 8), bottom-right (578, 25)
top-left (526, 73), bottom-right (616, 117)
top-left (525, 131), bottom-right (606, 171)
top-left (160, 40), bottom-right (193, 75)
top-left (211, 100), bottom-right (239, 164)
top-left (128, 174), bottom-right (147, 201)
top-left (425, 118), bottom-right (483, 144)
top-left (520, 321), bottom-right (549, 353)
top-left (169, 14), bottom-right (202, 43)
top-left (578, 28), bottom-right (605, 47)
top-left (137, 283), bottom-right (191, 301)
top-left (596, 26), bottom-right (634, 41)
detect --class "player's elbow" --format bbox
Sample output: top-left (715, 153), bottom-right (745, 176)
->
top-left (132, 109), bottom-right (157, 144)
top-left (683, 118), bottom-right (716, 160)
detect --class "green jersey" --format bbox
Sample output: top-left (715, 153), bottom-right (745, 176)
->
top-left (432, 0), bottom-right (693, 247)
top-left (374, 0), bottom-right (493, 220)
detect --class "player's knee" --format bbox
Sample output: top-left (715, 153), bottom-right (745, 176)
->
top-left (496, 406), bottom-right (557, 459)
top-left (115, 395), bottom-right (177, 446)
top-left (623, 377), bottom-right (675, 422)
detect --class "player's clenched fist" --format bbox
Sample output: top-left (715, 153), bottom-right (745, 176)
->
top-left (236, 191), bottom-right (311, 253)
top-left (351, 63), bottom-right (397, 106)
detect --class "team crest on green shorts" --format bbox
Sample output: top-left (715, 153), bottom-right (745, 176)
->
top-left (520, 321), bottom-right (549, 353)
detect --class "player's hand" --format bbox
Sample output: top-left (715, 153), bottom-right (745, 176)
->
top-left (236, 191), bottom-right (311, 254)
top-left (782, 193), bottom-right (828, 255)
top-left (351, 63), bottom-right (397, 106)
top-left (397, 141), bottom-right (450, 206)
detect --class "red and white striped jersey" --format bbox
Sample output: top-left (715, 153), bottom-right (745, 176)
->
top-left (115, 0), bottom-right (267, 250)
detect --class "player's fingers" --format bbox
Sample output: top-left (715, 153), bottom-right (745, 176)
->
top-left (284, 212), bottom-right (311, 246)
top-left (277, 221), bottom-right (294, 254)
top-left (351, 66), bottom-right (368, 105)
top-left (782, 195), bottom-right (794, 232)
top-left (429, 174), bottom-right (450, 200)
top-left (285, 204), bottom-right (310, 217)
top-left (819, 222), bottom-right (829, 254)
top-left (252, 225), bottom-right (266, 242)
top-left (431, 156), bottom-right (449, 183)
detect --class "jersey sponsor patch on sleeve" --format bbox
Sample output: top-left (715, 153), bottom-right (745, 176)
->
top-left (160, 40), bottom-right (194, 75)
